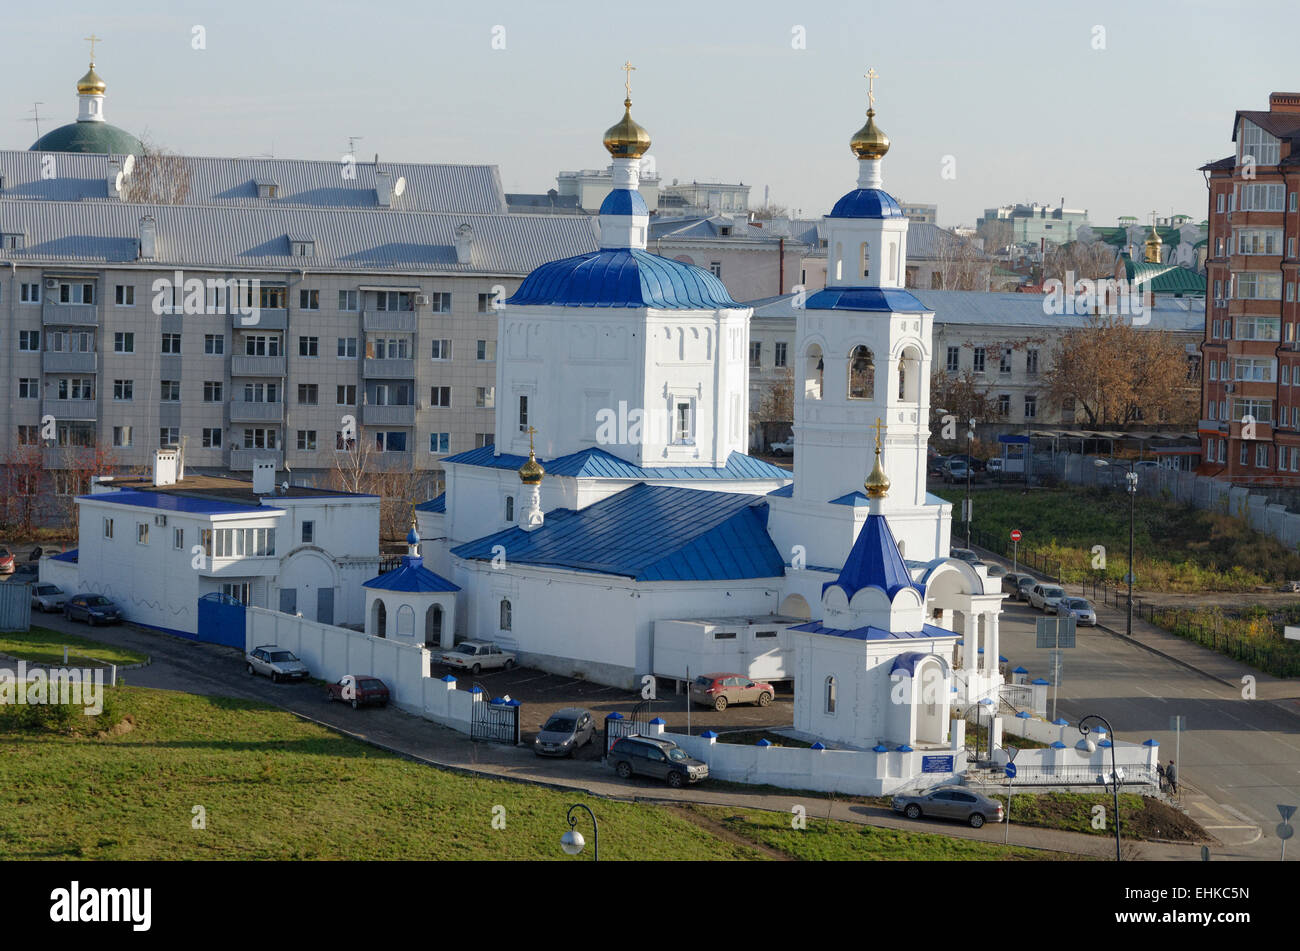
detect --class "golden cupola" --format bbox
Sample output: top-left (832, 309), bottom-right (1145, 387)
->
top-left (518, 426), bottom-right (545, 486)
top-left (864, 419), bottom-right (891, 499)
top-left (1143, 223), bottom-right (1163, 264)
top-left (77, 62), bottom-right (106, 96)
top-left (603, 99), bottom-right (651, 159)
top-left (850, 109), bottom-right (890, 161)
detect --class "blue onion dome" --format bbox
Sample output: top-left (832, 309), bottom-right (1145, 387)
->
top-left (507, 248), bottom-right (739, 309)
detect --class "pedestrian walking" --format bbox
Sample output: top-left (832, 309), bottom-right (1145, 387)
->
top-left (1157, 762), bottom-right (1167, 793)
top-left (1166, 759), bottom-right (1178, 796)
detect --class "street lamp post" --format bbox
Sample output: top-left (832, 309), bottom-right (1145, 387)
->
top-left (1093, 459), bottom-right (1138, 636)
top-left (561, 803), bottom-right (599, 861)
top-left (966, 417), bottom-right (975, 549)
top-left (1079, 714), bottom-right (1122, 861)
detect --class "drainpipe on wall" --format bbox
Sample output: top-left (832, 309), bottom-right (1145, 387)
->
top-left (779, 237), bottom-right (785, 295)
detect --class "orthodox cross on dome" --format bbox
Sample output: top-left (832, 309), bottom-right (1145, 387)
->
top-left (622, 61), bottom-right (636, 99)
top-left (85, 33), bottom-right (101, 63)
top-left (865, 67), bottom-right (878, 108)
top-left (526, 424), bottom-right (538, 452)
top-left (869, 417), bottom-right (886, 450)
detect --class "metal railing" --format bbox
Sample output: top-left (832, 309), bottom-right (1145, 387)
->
top-left (987, 764), bottom-right (1158, 788)
top-left (962, 525), bottom-right (1062, 582)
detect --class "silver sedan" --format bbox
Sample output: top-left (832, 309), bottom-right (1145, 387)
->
top-left (1058, 597), bottom-right (1098, 626)
top-left (892, 786), bottom-right (1004, 828)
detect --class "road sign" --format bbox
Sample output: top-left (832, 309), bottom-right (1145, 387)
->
top-left (1201, 845), bottom-right (1210, 862)
top-left (1005, 746), bottom-right (1019, 762)
top-left (1036, 616), bottom-right (1077, 648)
top-left (1278, 823), bottom-right (1295, 840)
top-left (1122, 572), bottom-right (1137, 585)
top-left (1010, 529), bottom-right (1022, 542)
top-left (1285, 626), bottom-right (1300, 642)
top-left (1279, 804), bottom-right (1297, 822)
top-left (1005, 762), bottom-right (1017, 779)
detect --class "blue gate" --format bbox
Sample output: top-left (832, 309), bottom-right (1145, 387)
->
top-left (196, 593), bottom-right (246, 648)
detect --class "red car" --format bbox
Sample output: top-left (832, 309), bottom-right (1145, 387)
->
top-left (326, 675), bottom-right (390, 709)
top-left (0, 548), bottom-right (14, 575)
top-left (688, 673), bottom-right (776, 711)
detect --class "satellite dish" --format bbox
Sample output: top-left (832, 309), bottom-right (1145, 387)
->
top-left (113, 171), bottom-right (124, 194)
top-left (122, 153), bottom-right (136, 176)
top-left (281, 481), bottom-right (289, 492)
top-left (393, 176), bottom-right (406, 198)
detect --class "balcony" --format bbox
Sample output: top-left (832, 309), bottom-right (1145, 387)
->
top-left (231, 354), bottom-right (287, 377)
top-left (229, 448), bottom-right (285, 470)
top-left (362, 403), bottom-right (416, 426)
top-left (369, 450), bottom-right (415, 472)
top-left (363, 357), bottom-right (415, 378)
top-left (41, 398), bottom-right (97, 421)
top-left (363, 310), bottom-right (418, 333)
top-left (231, 308), bottom-right (288, 331)
top-left (42, 302), bottom-right (98, 326)
top-left (229, 400), bottom-right (285, 423)
top-left (42, 351), bottom-right (98, 374)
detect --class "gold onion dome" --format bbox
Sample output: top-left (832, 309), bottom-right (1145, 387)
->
top-left (850, 109), bottom-right (890, 160)
top-left (864, 446), bottom-right (891, 499)
top-left (518, 448), bottom-right (545, 486)
top-left (77, 63), bottom-right (106, 95)
top-left (603, 99), bottom-right (651, 159)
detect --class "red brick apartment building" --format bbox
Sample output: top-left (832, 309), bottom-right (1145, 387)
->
top-left (1200, 92), bottom-right (1300, 486)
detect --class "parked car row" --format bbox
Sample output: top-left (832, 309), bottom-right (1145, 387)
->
top-left (1000, 573), bottom-right (1097, 625)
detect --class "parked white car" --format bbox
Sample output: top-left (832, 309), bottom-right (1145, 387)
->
top-left (768, 438), bottom-right (795, 457)
top-left (438, 640), bottom-right (516, 674)
top-left (30, 583), bottom-right (67, 612)
top-left (1028, 583), bottom-right (1068, 613)
top-left (246, 645), bottom-right (310, 683)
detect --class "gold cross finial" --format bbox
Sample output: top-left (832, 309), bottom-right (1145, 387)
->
top-left (870, 417), bottom-right (886, 451)
top-left (865, 67), bottom-right (878, 109)
top-left (526, 425), bottom-right (537, 453)
top-left (622, 61), bottom-right (636, 100)
top-left (85, 33), bottom-right (101, 63)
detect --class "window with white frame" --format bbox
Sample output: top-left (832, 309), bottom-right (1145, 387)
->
top-left (338, 290), bottom-right (358, 311)
top-left (430, 432), bottom-right (450, 453)
top-left (137, 522), bottom-right (149, 545)
top-left (204, 333), bottom-right (224, 354)
top-left (337, 337), bottom-right (357, 358)
top-left (18, 330), bottom-right (39, 351)
top-left (1240, 183), bottom-right (1284, 212)
top-left (430, 339), bottom-right (451, 360)
top-left (476, 339), bottom-right (495, 361)
top-left (1239, 121), bottom-right (1281, 166)
top-left (1236, 229), bottom-right (1282, 255)
top-left (500, 599), bottom-right (512, 631)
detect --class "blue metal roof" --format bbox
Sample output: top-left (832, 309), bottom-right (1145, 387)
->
top-left (789, 620), bottom-right (957, 641)
top-left (829, 490), bottom-right (870, 506)
top-left (79, 489), bottom-right (281, 517)
top-left (506, 247), bottom-right (740, 309)
top-left (825, 513), bottom-right (919, 601)
top-left (805, 286), bottom-right (929, 313)
top-left (363, 556), bottom-right (461, 592)
top-left (890, 651), bottom-right (928, 675)
top-left (828, 188), bottom-right (905, 219)
top-left (451, 483), bottom-right (785, 582)
top-left (51, 548), bottom-right (78, 563)
top-left (766, 484), bottom-right (794, 498)
top-left (599, 188), bottom-right (649, 217)
top-left (439, 444), bottom-right (789, 482)
top-left (415, 493), bottom-right (446, 513)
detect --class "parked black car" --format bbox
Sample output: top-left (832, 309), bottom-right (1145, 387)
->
top-left (609, 735), bottom-right (709, 788)
top-left (64, 594), bottom-right (123, 626)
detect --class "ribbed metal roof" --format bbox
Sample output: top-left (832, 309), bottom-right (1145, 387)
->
top-left (805, 286), bottom-right (929, 313)
top-left (77, 489), bottom-right (279, 516)
top-left (415, 493), bottom-right (446, 513)
top-left (0, 199), bottom-right (598, 274)
top-left (363, 556), bottom-right (460, 592)
top-left (451, 483), bottom-right (785, 582)
top-left (828, 188), bottom-right (905, 219)
top-left (824, 513), bottom-right (919, 601)
top-left (440, 444), bottom-right (789, 481)
top-left (599, 188), bottom-right (648, 216)
top-left (507, 247), bottom-right (740, 309)
top-left (1, 149), bottom-right (506, 213)
top-left (788, 620), bottom-right (955, 641)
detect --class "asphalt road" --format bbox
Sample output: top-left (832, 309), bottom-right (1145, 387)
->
top-left (996, 597), bottom-right (1300, 853)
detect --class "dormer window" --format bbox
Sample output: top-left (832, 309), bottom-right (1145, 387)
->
top-left (719, 226), bottom-right (732, 236)
top-left (1239, 121), bottom-right (1281, 167)
top-left (256, 179), bottom-right (279, 199)
top-left (291, 240), bottom-right (315, 257)
top-left (1, 232), bottom-right (24, 250)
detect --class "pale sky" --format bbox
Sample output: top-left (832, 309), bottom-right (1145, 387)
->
top-left (4, 0), bottom-right (1296, 229)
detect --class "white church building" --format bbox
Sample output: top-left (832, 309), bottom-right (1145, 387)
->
top-left (416, 78), bottom-right (1008, 753)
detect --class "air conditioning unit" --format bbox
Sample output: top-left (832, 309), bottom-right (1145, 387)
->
top-left (154, 514), bottom-right (167, 527)
top-left (1224, 383), bottom-right (1235, 393)
top-left (45, 277), bottom-right (59, 289)
top-left (414, 294), bottom-right (429, 307)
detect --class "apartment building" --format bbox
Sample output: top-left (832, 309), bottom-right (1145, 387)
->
top-left (0, 150), bottom-right (598, 486)
top-left (1198, 92), bottom-right (1300, 486)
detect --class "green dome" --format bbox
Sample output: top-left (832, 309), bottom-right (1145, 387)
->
top-left (30, 121), bottom-right (143, 155)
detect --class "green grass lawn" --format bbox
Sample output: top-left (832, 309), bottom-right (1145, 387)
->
top-left (0, 687), bottom-right (1074, 861)
top-left (693, 806), bottom-right (1059, 860)
top-left (0, 626), bottom-right (148, 667)
top-left (936, 486), bottom-right (1300, 592)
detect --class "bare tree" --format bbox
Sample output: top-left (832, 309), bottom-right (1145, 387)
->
top-left (52, 443), bottom-right (117, 536)
top-left (122, 136), bottom-right (192, 204)
top-left (751, 203), bottom-right (790, 221)
top-left (326, 426), bottom-right (376, 496)
top-left (757, 367), bottom-right (795, 423)
top-left (977, 218), bottom-right (1014, 257)
top-left (1043, 239), bottom-right (1117, 284)
top-left (931, 229), bottom-right (991, 291)
top-left (0, 445), bottom-right (46, 537)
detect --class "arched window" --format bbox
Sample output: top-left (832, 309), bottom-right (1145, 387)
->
top-left (396, 604), bottom-right (415, 637)
top-left (425, 604), bottom-right (443, 648)
top-left (889, 241), bottom-right (898, 282)
top-left (848, 345), bottom-right (874, 400)
top-left (374, 600), bottom-right (387, 638)
top-left (834, 242), bottom-right (843, 281)
top-left (860, 242), bottom-right (870, 278)
top-left (500, 599), bottom-right (512, 631)
top-left (825, 675), bottom-right (837, 714)
top-left (803, 344), bottom-right (824, 400)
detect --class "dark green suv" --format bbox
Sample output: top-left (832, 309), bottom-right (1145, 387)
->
top-left (609, 735), bottom-right (709, 789)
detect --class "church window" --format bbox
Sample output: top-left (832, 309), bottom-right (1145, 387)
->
top-left (396, 605), bottom-right (415, 638)
top-left (710, 262), bottom-right (722, 278)
top-left (675, 401), bottom-right (694, 443)
top-left (890, 241), bottom-right (898, 282)
top-left (825, 676), bottom-right (837, 715)
top-left (804, 344), bottom-right (824, 400)
top-left (848, 346), bottom-right (874, 400)
top-left (505, 496), bottom-right (515, 522)
top-left (500, 599), bottom-right (512, 631)
top-left (860, 242), bottom-right (870, 278)
top-left (518, 394), bottom-right (529, 433)
top-left (834, 242), bottom-right (843, 281)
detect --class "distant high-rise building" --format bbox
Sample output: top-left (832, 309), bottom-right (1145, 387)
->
top-left (977, 201), bottom-right (1090, 247)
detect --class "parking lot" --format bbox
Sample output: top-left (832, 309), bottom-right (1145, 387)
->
top-left (428, 659), bottom-right (795, 758)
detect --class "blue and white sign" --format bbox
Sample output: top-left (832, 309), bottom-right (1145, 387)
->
top-left (1005, 762), bottom-right (1017, 779)
top-left (921, 755), bottom-right (954, 774)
